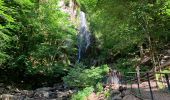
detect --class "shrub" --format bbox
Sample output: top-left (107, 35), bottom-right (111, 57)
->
top-left (96, 82), bottom-right (103, 92)
top-left (63, 64), bottom-right (109, 87)
top-left (71, 86), bottom-right (94, 100)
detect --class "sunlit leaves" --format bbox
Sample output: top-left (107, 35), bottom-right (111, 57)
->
top-left (22, 0), bottom-right (77, 76)
top-left (0, 0), bottom-right (14, 65)
top-left (76, 0), bottom-right (98, 12)
top-left (63, 64), bottom-right (109, 87)
top-left (0, 0), bottom-right (77, 77)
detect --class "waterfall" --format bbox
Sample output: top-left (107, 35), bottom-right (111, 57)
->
top-left (78, 11), bottom-right (91, 62)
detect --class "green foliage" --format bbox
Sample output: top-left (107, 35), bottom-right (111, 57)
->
top-left (0, 0), bottom-right (170, 91)
top-left (26, 61), bottom-right (66, 77)
top-left (104, 90), bottom-right (111, 100)
top-left (25, 0), bottom-right (77, 76)
top-left (156, 68), bottom-right (170, 89)
top-left (115, 58), bottom-right (138, 74)
top-left (0, 0), bottom-right (14, 65)
top-left (63, 64), bottom-right (109, 87)
top-left (79, 0), bottom-right (170, 63)
top-left (71, 86), bottom-right (94, 100)
top-left (77, 0), bottom-right (97, 12)
top-left (78, 0), bottom-right (144, 59)
top-left (0, 0), bottom-right (77, 79)
top-left (14, 0), bottom-right (34, 7)
top-left (95, 82), bottom-right (103, 92)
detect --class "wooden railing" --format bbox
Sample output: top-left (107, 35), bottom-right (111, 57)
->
top-left (124, 71), bottom-right (170, 100)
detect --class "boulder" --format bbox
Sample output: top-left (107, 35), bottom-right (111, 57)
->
top-left (0, 94), bottom-right (18, 100)
top-left (34, 91), bottom-right (50, 98)
top-left (14, 88), bottom-right (20, 93)
top-left (21, 90), bottom-right (34, 97)
top-left (112, 95), bottom-right (122, 100)
top-left (49, 92), bottom-right (58, 98)
top-left (0, 83), bottom-right (4, 87)
top-left (6, 86), bottom-right (12, 90)
top-left (57, 91), bottom-right (68, 98)
top-left (36, 87), bottom-right (52, 91)
top-left (111, 90), bottom-right (120, 94)
top-left (0, 87), bottom-right (5, 94)
top-left (123, 95), bottom-right (140, 100)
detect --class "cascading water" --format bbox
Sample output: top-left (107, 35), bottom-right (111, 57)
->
top-left (78, 11), bottom-right (91, 62)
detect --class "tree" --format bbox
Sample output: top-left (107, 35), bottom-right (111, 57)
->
top-left (0, 0), bottom-right (14, 65)
top-left (78, 0), bottom-right (170, 69)
top-left (1, 0), bottom-right (77, 78)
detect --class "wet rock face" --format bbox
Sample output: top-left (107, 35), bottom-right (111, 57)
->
top-left (0, 83), bottom-right (75, 100)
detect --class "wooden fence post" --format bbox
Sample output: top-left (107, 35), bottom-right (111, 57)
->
top-left (165, 74), bottom-right (170, 91)
top-left (136, 73), bottom-right (141, 96)
top-left (147, 73), bottom-right (154, 100)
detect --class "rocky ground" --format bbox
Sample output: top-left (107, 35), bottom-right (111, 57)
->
top-left (0, 82), bottom-right (141, 100)
top-left (87, 84), bottom-right (140, 100)
top-left (4, 81), bottom-right (170, 100)
top-left (0, 83), bottom-right (76, 100)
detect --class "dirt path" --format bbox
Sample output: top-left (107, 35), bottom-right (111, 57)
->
top-left (129, 81), bottom-right (170, 100)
